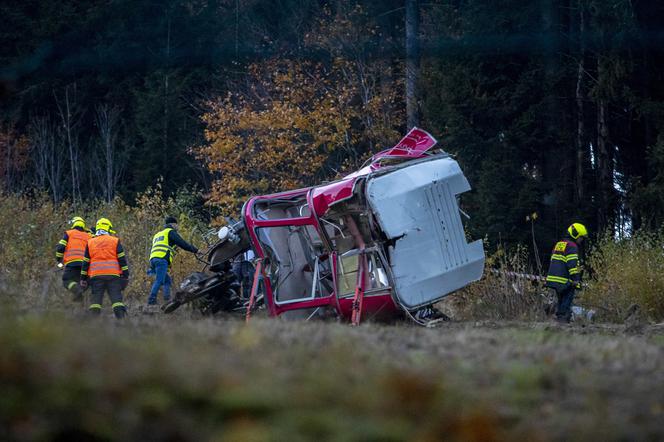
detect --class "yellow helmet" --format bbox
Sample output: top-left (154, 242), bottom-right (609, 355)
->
top-left (95, 217), bottom-right (114, 233)
top-left (568, 223), bottom-right (588, 240)
top-left (70, 216), bottom-right (86, 229)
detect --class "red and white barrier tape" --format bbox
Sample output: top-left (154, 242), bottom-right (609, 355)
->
top-left (489, 269), bottom-right (545, 281)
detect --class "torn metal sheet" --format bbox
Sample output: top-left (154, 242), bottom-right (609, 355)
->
top-left (366, 155), bottom-right (485, 310)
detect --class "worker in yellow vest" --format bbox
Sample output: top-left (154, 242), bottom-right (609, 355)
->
top-left (148, 216), bottom-right (198, 306)
top-left (80, 218), bottom-right (129, 318)
top-left (55, 216), bottom-right (92, 301)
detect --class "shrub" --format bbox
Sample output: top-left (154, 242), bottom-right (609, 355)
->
top-left (450, 245), bottom-right (547, 321)
top-left (584, 230), bottom-right (664, 322)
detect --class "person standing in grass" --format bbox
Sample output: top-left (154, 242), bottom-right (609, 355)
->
top-left (80, 218), bottom-right (129, 319)
top-left (545, 223), bottom-right (588, 323)
top-left (55, 216), bottom-right (92, 302)
top-left (147, 216), bottom-right (199, 306)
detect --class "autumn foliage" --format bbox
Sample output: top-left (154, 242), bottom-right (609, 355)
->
top-left (195, 6), bottom-right (403, 214)
top-left (196, 59), bottom-right (402, 213)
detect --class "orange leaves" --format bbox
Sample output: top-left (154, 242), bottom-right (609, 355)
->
top-left (194, 9), bottom-right (405, 216)
top-left (194, 60), bottom-right (359, 214)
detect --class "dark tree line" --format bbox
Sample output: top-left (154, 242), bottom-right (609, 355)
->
top-left (420, 0), bottom-right (664, 248)
top-left (1, 0), bottom-right (664, 255)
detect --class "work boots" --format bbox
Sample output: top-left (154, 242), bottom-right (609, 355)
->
top-left (72, 285), bottom-right (84, 303)
top-left (113, 304), bottom-right (127, 319)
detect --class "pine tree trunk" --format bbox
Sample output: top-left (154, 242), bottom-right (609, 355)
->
top-left (405, 0), bottom-right (420, 129)
top-left (575, 1), bottom-right (585, 205)
top-left (163, 17), bottom-right (171, 180)
top-left (596, 58), bottom-right (611, 231)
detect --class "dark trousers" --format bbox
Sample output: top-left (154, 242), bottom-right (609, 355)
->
top-left (62, 264), bottom-right (83, 292)
top-left (555, 286), bottom-right (576, 322)
top-left (89, 276), bottom-right (126, 318)
top-left (232, 260), bottom-right (255, 299)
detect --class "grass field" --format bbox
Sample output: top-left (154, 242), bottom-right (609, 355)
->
top-left (1, 303), bottom-right (663, 442)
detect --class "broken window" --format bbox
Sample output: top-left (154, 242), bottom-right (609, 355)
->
top-left (337, 249), bottom-right (390, 297)
top-left (252, 194), bottom-right (311, 220)
top-left (256, 225), bottom-right (334, 304)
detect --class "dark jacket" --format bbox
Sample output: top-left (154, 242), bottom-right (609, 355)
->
top-left (167, 227), bottom-right (198, 254)
top-left (151, 225), bottom-right (198, 263)
top-left (545, 235), bottom-right (581, 291)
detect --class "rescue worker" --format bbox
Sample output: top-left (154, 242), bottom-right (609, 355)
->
top-left (148, 216), bottom-right (199, 306)
top-left (231, 250), bottom-right (256, 299)
top-left (80, 218), bottom-right (129, 318)
top-left (55, 216), bottom-right (92, 301)
top-left (545, 222), bottom-right (588, 323)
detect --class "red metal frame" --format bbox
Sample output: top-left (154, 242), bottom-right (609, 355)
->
top-left (244, 189), bottom-right (342, 318)
top-left (245, 259), bottom-right (263, 323)
top-left (243, 182), bottom-right (401, 323)
top-left (350, 252), bottom-right (367, 325)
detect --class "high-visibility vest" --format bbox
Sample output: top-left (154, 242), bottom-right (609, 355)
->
top-left (87, 235), bottom-right (121, 277)
top-left (63, 229), bottom-right (91, 265)
top-left (150, 228), bottom-right (175, 263)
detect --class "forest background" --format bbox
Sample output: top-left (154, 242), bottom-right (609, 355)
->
top-left (1, 0), bottom-right (664, 263)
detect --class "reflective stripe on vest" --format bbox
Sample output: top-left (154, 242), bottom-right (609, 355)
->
top-left (63, 229), bottom-right (91, 265)
top-left (150, 228), bottom-right (174, 263)
top-left (546, 275), bottom-right (570, 284)
top-left (88, 235), bottom-right (121, 277)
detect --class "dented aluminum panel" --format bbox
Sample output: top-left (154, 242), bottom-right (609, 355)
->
top-left (365, 154), bottom-right (485, 310)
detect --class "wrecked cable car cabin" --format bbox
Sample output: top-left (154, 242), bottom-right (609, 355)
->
top-left (237, 128), bottom-right (485, 324)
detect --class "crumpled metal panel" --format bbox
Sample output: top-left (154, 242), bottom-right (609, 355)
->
top-left (365, 155), bottom-right (485, 310)
top-left (370, 127), bottom-right (438, 162)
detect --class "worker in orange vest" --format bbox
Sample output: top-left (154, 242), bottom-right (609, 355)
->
top-left (80, 218), bottom-right (129, 318)
top-left (55, 216), bottom-right (92, 301)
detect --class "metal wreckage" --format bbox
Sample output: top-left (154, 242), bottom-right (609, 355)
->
top-left (163, 128), bottom-right (485, 325)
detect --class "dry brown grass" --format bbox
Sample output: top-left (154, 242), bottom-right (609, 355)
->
top-left (450, 246), bottom-right (547, 321)
top-left (584, 231), bottom-right (664, 322)
top-left (1, 207), bottom-right (663, 441)
top-left (0, 186), bottom-right (209, 309)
